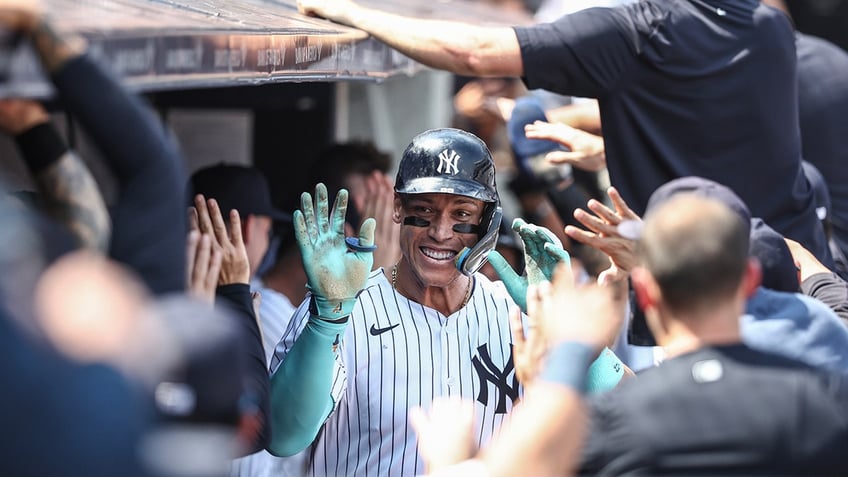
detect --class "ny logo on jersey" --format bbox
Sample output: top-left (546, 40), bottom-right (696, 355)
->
top-left (471, 344), bottom-right (519, 414)
top-left (436, 149), bottom-right (460, 175)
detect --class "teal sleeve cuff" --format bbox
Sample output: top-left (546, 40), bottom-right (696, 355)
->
top-left (585, 347), bottom-right (626, 395)
top-left (267, 315), bottom-right (347, 456)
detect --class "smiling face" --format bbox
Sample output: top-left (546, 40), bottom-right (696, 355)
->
top-left (394, 193), bottom-right (484, 288)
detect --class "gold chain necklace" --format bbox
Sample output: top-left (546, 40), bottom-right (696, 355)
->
top-left (391, 264), bottom-right (473, 309)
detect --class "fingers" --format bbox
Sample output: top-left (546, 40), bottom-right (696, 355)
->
top-left (564, 224), bottom-right (598, 247)
top-left (551, 261), bottom-right (574, 290)
top-left (229, 209), bottom-right (244, 249)
top-left (316, 183), bottom-right (330, 234)
top-left (573, 208), bottom-right (618, 237)
top-left (487, 250), bottom-right (519, 282)
top-left (293, 210), bottom-right (313, 258)
top-left (586, 198), bottom-right (622, 226)
top-left (194, 194), bottom-right (214, 236)
top-left (205, 246), bottom-right (223, 291)
top-left (185, 230), bottom-right (200, 286)
top-left (300, 190), bottom-right (318, 243)
top-left (207, 198), bottom-right (230, 246)
top-left (331, 188), bottom-right (349, 235)
top-left (544, 242), bottom-right (571, 266)
top-left (187, 206), bottom-right (199, 232)
top-left (607, 187), bottom-right (640, 220)
top-left (509, 305), bottom-right (526, 353)
top-left (192, 233), bottom-right (212, 289)
top-left (358, 217), bottom-right (376, 248)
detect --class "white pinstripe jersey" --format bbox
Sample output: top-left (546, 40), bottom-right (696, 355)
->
top-left (270, 269), bottom-right (520, 476)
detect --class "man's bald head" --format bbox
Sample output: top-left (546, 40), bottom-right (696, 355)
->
top-left (639, 195), bottom-right (751, 313)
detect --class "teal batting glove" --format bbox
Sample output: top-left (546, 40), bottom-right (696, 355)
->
top-left (295, 183), bottom-right (376, 320)
top-left (489, 218), bottom-right (571, 312)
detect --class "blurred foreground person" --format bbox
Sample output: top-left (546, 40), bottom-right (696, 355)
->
top-left (578, 195), bottom-right (848, 475)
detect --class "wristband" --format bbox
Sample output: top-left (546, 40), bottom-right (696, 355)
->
top-left (309, 295), bottom-right (356, 321)
top-left (538, 341), bottom-right (595, 393)
top-left (15, 122), bottom-right (69, 174)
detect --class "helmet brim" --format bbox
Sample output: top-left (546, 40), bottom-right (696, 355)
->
top-left (396, 177), bottom-right (498, 203)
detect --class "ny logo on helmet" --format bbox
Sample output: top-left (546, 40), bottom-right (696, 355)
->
top-left (437, 149), bottom-right (460, 175)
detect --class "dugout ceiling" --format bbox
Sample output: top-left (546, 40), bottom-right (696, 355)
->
top-left (0, 0), bottom-right (530, 97)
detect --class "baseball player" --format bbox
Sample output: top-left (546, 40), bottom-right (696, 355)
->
top-left (266, 128), bottom-right (621, 476)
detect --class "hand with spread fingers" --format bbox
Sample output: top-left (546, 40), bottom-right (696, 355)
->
top-left (565, 187), bottom-right (641, 285)
top-left (190, 194), bottom-right (250, 286)
top-left (489, 218), bottom-right (572, 312)
top-left (295, 183), bottom-right (376, 320)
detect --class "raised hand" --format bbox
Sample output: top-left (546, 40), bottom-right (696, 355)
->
top-left (358, 172), bottom-right (400, 271)
top-left (565, 186), bottom-right (641, 285)
top-left (295, 183), bottom-right (376, 320)
top-left (488, 218), bottom-right (571, 311)
top-left (190, 194), bottom-right (250, 286)
top-left (523, 120), bottom-right (606, 172)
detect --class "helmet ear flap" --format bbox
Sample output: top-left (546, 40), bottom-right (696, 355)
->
top-left (455, 206), bottom-right (503, 276)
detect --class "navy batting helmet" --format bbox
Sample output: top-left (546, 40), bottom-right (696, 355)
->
top-left (395, 128), bottom-right (502, 276)
top-left (395, 128), bottom-right (499, 203)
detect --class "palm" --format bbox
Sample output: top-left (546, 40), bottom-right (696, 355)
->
top-left (295, 184), bottom-right (375, 302)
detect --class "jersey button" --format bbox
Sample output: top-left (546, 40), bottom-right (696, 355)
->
top-left (446, 377), bottom-right (457, 387)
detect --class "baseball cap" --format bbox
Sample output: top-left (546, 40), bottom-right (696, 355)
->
top-left (189, 164), bottom-right (291, 222)
top-left (748, 218), bottom-right (799, 293)
top-left (619, 176), bottom-right (752, 241)
top-left (507, 96), bottom-right (567, 164)
top-left (506, 96), bottom-right (572, 186)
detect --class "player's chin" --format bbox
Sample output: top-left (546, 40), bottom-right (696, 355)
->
top-left (413, 265), bottom-right (462, 288)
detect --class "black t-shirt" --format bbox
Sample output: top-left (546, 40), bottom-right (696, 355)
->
top-left (796, 33), bottom-right (848, 260)
top-left (580, 345), bottom-right (848, 475)
top-left (514, 0), bottom-right (832, 266)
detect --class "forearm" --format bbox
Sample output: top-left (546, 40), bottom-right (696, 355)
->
top-left (216, 284), bottom-right (270, 454)
top-left (15, 122), bottom-right (111, 251)
top-left (267, 315), bottom-right (344, 456)
top-left (801, 272), bottom-right (848, 326)
top-left (342, 5), bottom-right (521, 77)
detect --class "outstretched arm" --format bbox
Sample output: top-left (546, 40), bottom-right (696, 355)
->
top-left (267, 184), bottom-right (375, 456)
top-left (297, 0), bottom-right (522, 77)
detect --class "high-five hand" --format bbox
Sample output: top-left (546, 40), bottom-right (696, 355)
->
top-left (295, 183), bottom-right (376, 320)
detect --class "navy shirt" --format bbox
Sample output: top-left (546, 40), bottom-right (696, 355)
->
top-left (514, 0), bottom-right (832, 265)
top-left (796, 33), bottom-right (848, 262)
top-left (580, 345), bottom-right (848, 475)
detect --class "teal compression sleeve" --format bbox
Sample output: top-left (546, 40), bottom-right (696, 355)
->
top-left (267, 315), bottom-right (347, 456)
top-left (585, 347), bottom-right (626, 395)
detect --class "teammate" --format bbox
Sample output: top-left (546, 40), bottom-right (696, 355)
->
top-left (265, 128), bottom-right (620, 476)
top-left (295, 0), bottom-right (833, 268)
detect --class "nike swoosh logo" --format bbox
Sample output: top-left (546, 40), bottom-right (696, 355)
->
top-left (370, 323), bottom-right (400, 336)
